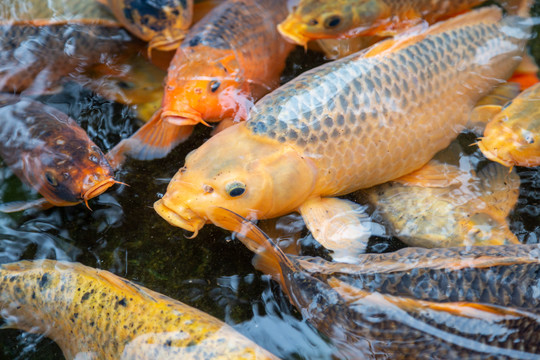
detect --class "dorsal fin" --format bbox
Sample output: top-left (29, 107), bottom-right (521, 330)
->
top-left (363, 7), bottom-right (502, 58)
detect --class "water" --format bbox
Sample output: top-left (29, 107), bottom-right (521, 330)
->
top-left (0, 5), bottom-right (540, 360)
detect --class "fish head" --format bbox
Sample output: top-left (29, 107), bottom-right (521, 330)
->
top-left (154, 123), bottom-right (317, 236)
top-left (277, 0), bottom-right (387, 46)
top-left (459, 212), bottom-right (518, 246)
top-left (162, 50), bottom-right (251, 126)
top-left (30, 130), bottom-right (117, 208)
top-left (478, 90), bottom-right (540, 168)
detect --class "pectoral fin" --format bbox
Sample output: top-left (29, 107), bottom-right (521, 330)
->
top-left (395, 160), bottom-right (466, 188)
top-left (298, 197), bottom-right (375, 262)
top-left (0, 198), bottom-right (54, 213)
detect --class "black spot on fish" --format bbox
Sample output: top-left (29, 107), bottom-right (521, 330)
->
top-left (39, 273), bottom-right (49, 289)
top-left (187, 35), bottom-right (201, 47)
top-left (336, 114), bottom-right (344, 126)
top-left (14, 286), bottom-right (22, 294)
top-left (166, 340), bottom-right (172, 347)
top-left (324, 116), bottom-right (333, 128)
top-left (81, 292), bottom-right (91, 302)
top-left (277, 136), bottom-right (286, 143)
top-left (118, 298), bottom-right (127, 307)
top-left (287, 129), bottom-right (298, 140)
top-left (320, 132), bottom-right (328, 142)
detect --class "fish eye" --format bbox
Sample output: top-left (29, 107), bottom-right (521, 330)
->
top-left (210, 80), bottom-right (221, 93)
top-left (225, 181), bottom-right (246, 197)
top-left (522, 130), bottom-right (534, 144)
top-left (324, 15), bottom-right (342, 29)
top-left (45, 172), bottom-right (58, 187)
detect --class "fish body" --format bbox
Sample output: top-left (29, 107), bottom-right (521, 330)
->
top-left (478, 82), bottom-right (540, 167)
top-left (154, 9), bottom-right (530, 236)
top-left (99, 0), bottom-right (193, 53)
top-left (0, 260), bottom-right (278, 359)
top-left (210, 209), bottom-right (540, 359)
top-left (0, 0), bottom-right (140, 94)
top-left (278, 0), bottom-right (487, 46)
top-left (364, 158), bottom-right (521, 248)
top-left (108, 0), bottom-right (294, 163)
top-left (0, 94), bottom-right (116, 210)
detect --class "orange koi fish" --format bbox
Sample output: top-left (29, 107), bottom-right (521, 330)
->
top-left (208, 208), bottom-right (540, 359)
top-left (0, 94), bottom-right (120, 212)
top-left (153, 8), bottom-right (530, 254)
top-left (278, 0), bottom-right (529, 47)
top-left (98, 0), bottom-right (194, 54)
top-left (478, 82), bottom-right (540, 168)
top-left (0, 259), bottom-right (278, 359)
top-left (108, 0), bottom-right (294, 164)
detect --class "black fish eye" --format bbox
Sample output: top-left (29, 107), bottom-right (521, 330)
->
top-left (324, 15), bottom-right (342, 29)
top-left (210, 80), bottom-right (221, 93)
top-left (225, 181), bottom-right (246, 197)
top-left (45, 172), bottom-right (58, 186)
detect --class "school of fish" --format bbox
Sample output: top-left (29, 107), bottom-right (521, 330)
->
top-left (0, 0), bottom-right (539, 358)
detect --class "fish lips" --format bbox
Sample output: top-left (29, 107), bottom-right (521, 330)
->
top-left (154, 198), bottom-right (206, 236)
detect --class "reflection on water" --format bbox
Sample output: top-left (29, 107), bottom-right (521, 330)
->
top-left (0, 12), bottom-right (539, 360)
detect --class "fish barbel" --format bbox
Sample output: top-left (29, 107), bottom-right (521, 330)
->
top-left (277, 0), bottom-right (528, 47)
top-left (209, 208), bottom-right (540, 359)
top-left (0, 94), bottom-right (119, 212)
top-left (0, 259), bottom-right (278, 359)
top-left (108, 0), bottom-right (294, 164)
top-left (98, 0), bottom-right (193, 54)
top-left (154, 8), bottom-right (530, 250)
top-left (478, 82), bottom-right (540, 167)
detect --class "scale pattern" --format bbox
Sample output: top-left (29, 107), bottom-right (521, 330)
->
top-left (247, 14), bottom-right (529, 195)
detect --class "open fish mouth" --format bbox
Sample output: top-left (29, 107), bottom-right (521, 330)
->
top-left (162, 109), bottom-right (208, 127)
top-left (154, 199), bottom-right (206, 236)
top-left (82, 178), bottom-right (125, 209)
top-left (148, 35), bottom-right (185, 54)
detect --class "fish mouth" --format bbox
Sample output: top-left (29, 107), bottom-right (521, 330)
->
top-left (154, 199), bottom-right (206, 236)
top-left (477, 141), bottom-right (514, 168)
top-left (82, 178), bottom-right (125, 209)
top-left (162, 109), bottom-right (208, 127)
top-left (277, 21), bottom-right (310, 47)
top-left (147, 34), bottom-right (185, 56)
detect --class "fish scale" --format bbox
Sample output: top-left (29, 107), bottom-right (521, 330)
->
top-left (248, 13), bottom-right (528, 195)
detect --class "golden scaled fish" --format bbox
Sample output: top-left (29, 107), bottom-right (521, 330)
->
top-left (0, 0), bottom-right (141, 94)
top-left (0, 259), bottom-right (278, 359)
top-left (209, 209), bottom-right (540, 359)
top-left (363, 160), bottom-right (521, 248)
top-left (154, 8), bottom-right (530, 253)
top-left (277, 0), bottom-right (529, 47)
top-left (0, 94), bottom-right (120, 212)
top-left (108, 0), bottom-right (294, 164)
top-left (478, 82), bottom-right (540, 168)
top-left (98, 0), bottom-right (193, 54)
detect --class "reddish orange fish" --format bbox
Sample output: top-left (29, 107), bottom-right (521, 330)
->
top-left (0, 94), bottom-right (121, 212)
top-left (108, 0), bottom-right (294, 165)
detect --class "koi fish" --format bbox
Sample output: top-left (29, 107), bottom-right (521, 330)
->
top-left (153, 8), bottom-right (530, 255)
top-left (478, 82), bottom-right (540, 168)
top-left (98, 0), bottom-right (193, 54)
top-left (108, 0), bottom-right (294, 164)
top-left (208, 208), bottom-right (540, 359)
top-left (277, 0), bottom-right (529, 47)
top-left (364, 160), bottom-right (521, 248)
top-left (0, 94), bottom-right (120, 212)
top-left (0, 259), bottom-right (278, 359)
top-left (0, 0), bottom-right (140, 94)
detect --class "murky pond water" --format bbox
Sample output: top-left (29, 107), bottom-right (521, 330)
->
top-left (1, 2), bottom-right (540, 359)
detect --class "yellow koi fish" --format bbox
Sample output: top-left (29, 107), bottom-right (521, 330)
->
top-left (364, 159), bottom-right (521, 248)
top-left (0, 260), bottom-right (278, 359)
top-left (208, 208), bottom-right (540, 359)
top-left (277, 0), bottom-right (528, 47)
top-left (154, 8), bottom-right (530, 254)
top-left (478, 82), bottom-right (540, 168)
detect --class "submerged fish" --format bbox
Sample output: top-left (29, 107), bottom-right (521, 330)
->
top-left (364, 160), bottom-right (520, 248)
top-left (154, 8), bottom-right (530, 255)
top-left (0, 259), bottom-right (278, 359)
top-left (478, 82), bottom-right (540, 168)
top-left (0, 94), bottom-right (119, 212)
top-left (277, 0), bottom-right (526, 47)
top-left (0, 0), bottom-right (140, 94)
top-left (108, 0), bottom-right (294, 164)
top-left (98, 0), bottom-right (193, 54)
top-left (210, 209), bottom-right (540, 359)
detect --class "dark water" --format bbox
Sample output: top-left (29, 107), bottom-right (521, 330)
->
top-left (1, 5), bottom-right (540, 360)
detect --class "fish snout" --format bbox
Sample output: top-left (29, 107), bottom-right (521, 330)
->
top-left (162, 107), bottom-right (206, 127)
top-left (154, 198), bottom-right (206, 236)
top-left (277, 20), bottom-right (310, 47)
